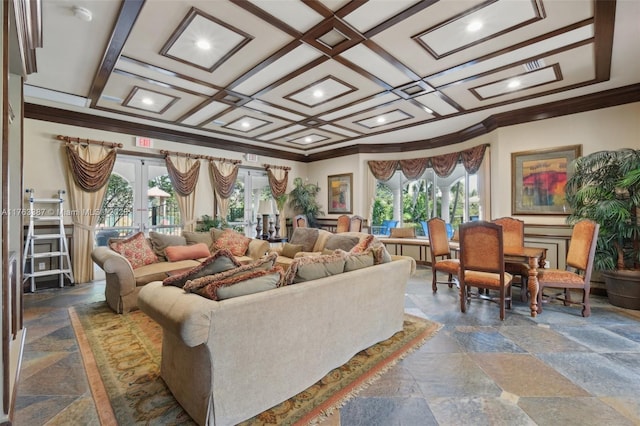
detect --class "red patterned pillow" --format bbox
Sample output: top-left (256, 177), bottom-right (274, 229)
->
top-left (110, 232), bottom-right (157, 269)
top-left (214, 229), bottom-right (251, 257)
top-left (350, 235), bottom-right (375, 254)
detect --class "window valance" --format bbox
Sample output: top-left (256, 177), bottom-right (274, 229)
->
top-left (367, 144), bottom-right (488, 180)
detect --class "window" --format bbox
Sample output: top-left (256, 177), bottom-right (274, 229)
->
top-left (373, 163), bottom-right (482, 236)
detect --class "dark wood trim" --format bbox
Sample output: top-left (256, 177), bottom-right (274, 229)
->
top-left (23, 103), bottom-right (307, 162)
top-left (25, 82), bottom-right (640, 163)
top-left (594, 0), bottom-right (616, 80)
top-left (88, 0), bottom-right (145, 107)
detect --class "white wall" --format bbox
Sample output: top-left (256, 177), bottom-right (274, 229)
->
top-left (492, 102), bottom-right (640, 224)
top-left (23, 119), bottom-right (309, 224)
top-left (24, 102), bottom-right (640, 227)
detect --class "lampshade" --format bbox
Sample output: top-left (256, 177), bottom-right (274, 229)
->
top-left (257, 199), bottom-right (274, 215)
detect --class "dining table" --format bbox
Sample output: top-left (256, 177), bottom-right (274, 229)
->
top-left (449, 242), bottom-right (547, 317)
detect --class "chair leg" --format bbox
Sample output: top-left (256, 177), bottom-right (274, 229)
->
top-left (537, 284), bottom-right (544, 314)
top-left (432, 269), bottom-right (438, 293)
top-left (460, 282), bottom-right (467, 313)
top-left (447, 274), bottom-right (453, 288)
top-left (582, 289), bottom-right (591, 317)
top-left (520, 276), bottom-right (528, 302)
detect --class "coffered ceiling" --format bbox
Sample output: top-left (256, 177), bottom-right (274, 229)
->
top-left (23, 0), bottom-right (640, 160)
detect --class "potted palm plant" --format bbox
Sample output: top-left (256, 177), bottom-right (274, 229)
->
top-left (565, 148), bottom-right (640, 309)
top-left (288, 177), bottom-right (324, 227)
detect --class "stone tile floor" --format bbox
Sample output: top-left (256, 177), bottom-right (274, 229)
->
top-left (14, 266), bottom-right (640, 425)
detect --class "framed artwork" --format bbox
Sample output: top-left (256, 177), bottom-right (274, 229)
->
top-left (511, 145), bottom-right (582, 215)
top-left (328, 173), bottom-right (353, 214)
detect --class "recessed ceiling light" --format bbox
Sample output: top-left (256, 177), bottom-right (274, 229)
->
top-left (141, 98), bottom-right (154, 105)
top-left (424, 107), bottom-right (433, 114)
top-left (508, 80), bottom-right (521, 89)
top-left (241, 121), bottom-right (250, 128)
top-left (195, 39), bottom-right (211, 50)
top-left (376, 116), bottom-right (386, 124)
top-left (305, 137), bottom-right (312, 143)
top-left (313, 89), bottom-right (323, 98)
top-left (466, 20), bottom-right (483, 32)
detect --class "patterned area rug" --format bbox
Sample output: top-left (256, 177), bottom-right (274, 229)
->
top-left (69, 302), bottom-right (441, 425)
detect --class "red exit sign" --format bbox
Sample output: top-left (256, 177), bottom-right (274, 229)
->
top-left (136, 137), bottom-right (153, 148)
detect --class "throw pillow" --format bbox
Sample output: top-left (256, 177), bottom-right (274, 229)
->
top-left (369, 244), bottom-right (393, 264)
top-left (390, 227), bottom-right (416, 238)
top-left (191, 266), bottom-right (284, 301)
top-left (109, 232), bottom-right (157, 269)
top-left (283, 252), bottom-right (346, 285)
top-left (342, 250), bottom-right (375, 271)
top-left (214, 228), bottom-right (251, 257)
top-left (182, 231), bottom-right (214, 250)
top-left (281, 243), bottom-right (304, 258)
top-left (162, 249), bottom-right (241, 288)
top-left (148, 231), bottom-right (187, 261)
top-left (350, 234), bottom-right (375, 254)
top-left (324, 234), bottom-right (359, 251)
top-left (289, 228), bottom-right (319, 252)
top-left (165, 243), bottom-right (210, 262)
top-left (184, 252), bottom-right (279, 292)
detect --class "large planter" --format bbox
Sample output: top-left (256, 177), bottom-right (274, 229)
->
top-left (602, 270), bottom-right (640, 310)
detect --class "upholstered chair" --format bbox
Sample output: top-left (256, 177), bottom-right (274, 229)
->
top-left (459, 221), bottom-right (513, 320)
top-left (492, 217), bottom-right (530, 301)
top-left (537, 219), bottom-right (599, 317)
top-left (350, 215), bottom-right (364, 232)
top-left (336, 215), bottom-right (350, 233)
top-left (427, 217), bottom-right (459, 293)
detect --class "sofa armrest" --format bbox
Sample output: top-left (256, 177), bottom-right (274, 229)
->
top-left (138, 282), bottom-right (213, 347)
top-left (391, 255), bottom-right (417, 276)
top-left (246, 238), bottom-right (269, 260)
top-left (91, 246), bottom-right (136, 294)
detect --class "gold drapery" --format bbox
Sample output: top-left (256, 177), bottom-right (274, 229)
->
top-left (65, 143), bottom-right (117, 192)
top-left (64, 143), bottom-right (117, 283)
top-left (210, 161), bottom-right (239, 221)
top-left (367, 144), bottom-right (489, 180)
top-left (368, 160), bottom-right (399, 181)
top-left (265, 165), bottom-right (289, 198)
top-left (165, 156), bottom-right (199, 231)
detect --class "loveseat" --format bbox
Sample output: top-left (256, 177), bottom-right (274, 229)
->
top-left (92, 229), bottom-right (269, 314)
top-left (138, 242), bottom-right (415, 426)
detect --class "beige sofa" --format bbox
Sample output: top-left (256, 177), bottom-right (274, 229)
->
top-left (138, 253), bottom-right (415, 426)
top-left (92, 230), bottom-right (269, 314)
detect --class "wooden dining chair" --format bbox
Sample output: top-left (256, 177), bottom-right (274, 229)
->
top-left (336, 215), bottom-right (350, 233)
top-left (293, 214), bottom-right (308, 228)
top-left (537, 219), bottom-right (599, 317)
top-left (492, 217), bottom-right (530, 302)
top-left (349, 215), bottom-right (364, 232)
top-left (427, 218), bottom-right (459, 293)
top-left (459, 221), bottom-right (513, 320)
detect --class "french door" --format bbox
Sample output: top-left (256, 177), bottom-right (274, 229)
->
top-left (224, 168), bottom-right (270, 237)
top-left (95, 155), bottom-right (181, 245)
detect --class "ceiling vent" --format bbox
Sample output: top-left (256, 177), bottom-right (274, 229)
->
top-left (523, 59), bottom-right (545, 72)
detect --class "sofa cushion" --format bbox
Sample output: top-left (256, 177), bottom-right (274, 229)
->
top-left (165, 243), bottom-right (212, 262)
top-left (350, 234), bottom-right (375, 254)
top-left (214, 229), bottom-right (251, 257)
top-left (182, 231), bottom-right (214, 251)
top-left (390, 227), bottom-right (416, 238)
top-left (190, 266), bottom-right (284, 301)
top-left (281, 243), bottom-right (303, 258)
top-left (109, 232), bottom-right (158, 269)
top-left (324, 234), bottom-right (359, 251)
top-left (134, 259), bottom-right (202, 286)
top-left (289, 228), bottom-right (319, 252)
top-left (162, 249), bottom-right (241, 288)
top-left (283, 252), bottom-right (346, 285)
top-left (183, 252), bottom-right (279, 292)
top-left (149, 231), bottom-right (187, 261)
top-left (342, 250), bottom-right (375, 272)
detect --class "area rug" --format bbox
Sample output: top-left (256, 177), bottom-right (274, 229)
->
top-left (69, 302), bottom-right (441, 426)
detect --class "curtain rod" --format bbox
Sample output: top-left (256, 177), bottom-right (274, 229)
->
top-left (160, 150), bottom-right (241, 164)
top-left (263, 164), bottom-right (291, 171)
top-left (57, 135), bottom-right (123, 148)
